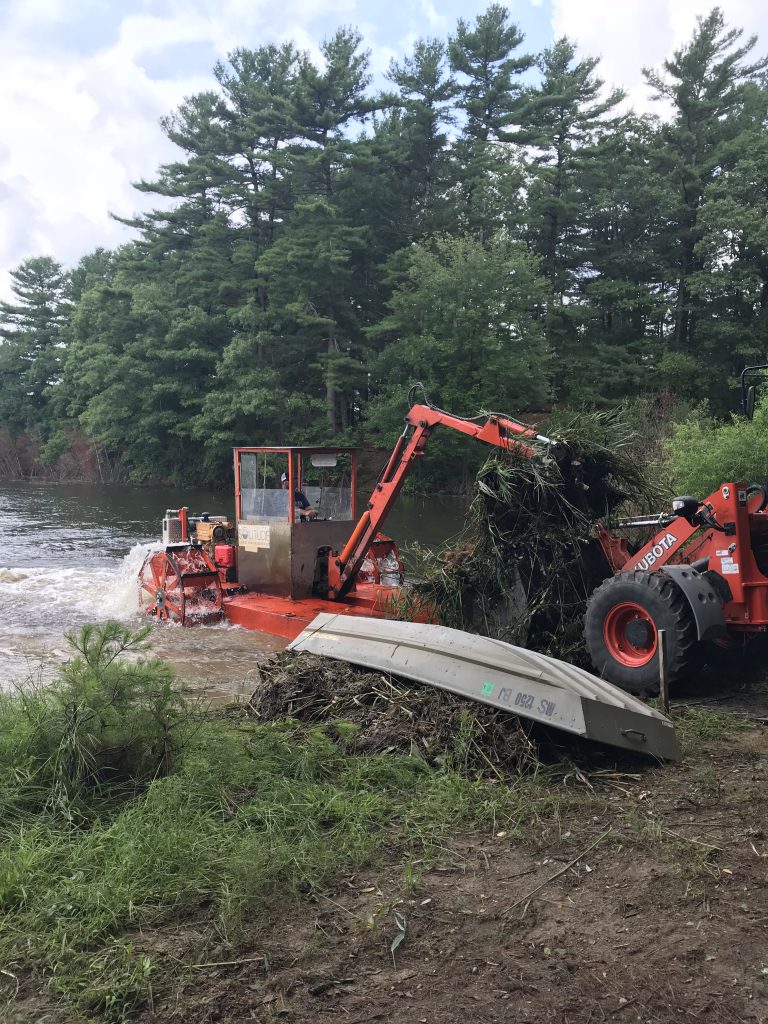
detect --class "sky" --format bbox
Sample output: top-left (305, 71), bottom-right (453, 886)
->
top-left (1, 0), bottom-right (768, 300)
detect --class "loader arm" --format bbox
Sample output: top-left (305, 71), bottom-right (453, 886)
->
top-left (326, 399), bottom-right (556, 600)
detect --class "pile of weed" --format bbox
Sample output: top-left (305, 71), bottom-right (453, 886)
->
top-left (416, 409), bottom-right (665, 661)
top-left (0, 627), bottom-right (548, 1023)
top-left (247, 650), bottom-right (539, 778)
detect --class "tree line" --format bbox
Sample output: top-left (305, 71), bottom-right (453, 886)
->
top-left (1, 5), bottom-right (767, 487)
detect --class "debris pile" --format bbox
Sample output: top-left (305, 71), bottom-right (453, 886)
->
top-left (248, 651), bottom-right (538, 777)
top-left (416, 410), bottom-right (663, 662)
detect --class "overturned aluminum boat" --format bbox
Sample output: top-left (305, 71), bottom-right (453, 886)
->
top-left (288, 614), bottom-right (681, 761)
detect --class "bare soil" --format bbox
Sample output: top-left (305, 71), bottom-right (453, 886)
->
top-left (136, 722), bottom-right (768, 1024)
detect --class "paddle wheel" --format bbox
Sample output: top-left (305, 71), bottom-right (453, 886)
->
top-left (139, 547), bottom-right (223, 625)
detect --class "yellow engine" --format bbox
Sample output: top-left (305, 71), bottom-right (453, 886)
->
top-left (192, 516), bottom-right (234, 544)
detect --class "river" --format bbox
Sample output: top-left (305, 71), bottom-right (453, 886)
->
top-left (0, 482), bottom-right (467, 696)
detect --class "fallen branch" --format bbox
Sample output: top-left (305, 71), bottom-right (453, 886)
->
top-left (189, 956), bottom-right (266, 970)
top-left (502, 829), bottom-right (613, 917)
top-left (663, 827), bottom-right (722, 851)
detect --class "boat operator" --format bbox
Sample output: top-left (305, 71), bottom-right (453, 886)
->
top-left (281, 473), bottom-right (318, 520)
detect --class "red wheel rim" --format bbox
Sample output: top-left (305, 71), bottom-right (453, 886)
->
top-left (603, 601), bottom-right (657, 667)
top-left (138, 548), bottom-right (222, 626)
top-left (138, 551), bottom-right (185, 622)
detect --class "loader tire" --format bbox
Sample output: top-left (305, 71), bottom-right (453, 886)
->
top-left (584, 570), bottom-right (697, 697)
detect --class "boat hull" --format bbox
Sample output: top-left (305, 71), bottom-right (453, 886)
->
top-left (288, 613), bottom-right (682, 761)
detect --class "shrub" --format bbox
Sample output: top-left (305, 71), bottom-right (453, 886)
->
top-left (664, 400), bottom-right (768, 498)
top-left (0, 622), bottom-right (192, 817)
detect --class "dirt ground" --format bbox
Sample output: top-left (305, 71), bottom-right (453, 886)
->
top-left (124, 721), bottom-right (768, 1024)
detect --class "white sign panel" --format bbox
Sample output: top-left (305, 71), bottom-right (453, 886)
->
top-left (238, 522), bottom-right (270, 551)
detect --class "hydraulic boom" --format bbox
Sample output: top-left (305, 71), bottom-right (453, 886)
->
top-left (325, 388), bottom-right (556, 600)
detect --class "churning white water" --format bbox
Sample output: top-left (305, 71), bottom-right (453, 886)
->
top-left (0, 541), bottom-right (152, 628)
top-left (0, 480), bottom-right (465, 691)
top-left (0, 483), bottom-right (283, 691)
top-left (0, 554), bottom-right (142, 687)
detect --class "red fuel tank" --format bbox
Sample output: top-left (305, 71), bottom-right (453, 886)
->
top-left (214, 544), bottom-right (236, 568)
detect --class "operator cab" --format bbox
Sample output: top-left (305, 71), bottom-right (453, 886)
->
top-left (234, 446), bottom-right (360, 599)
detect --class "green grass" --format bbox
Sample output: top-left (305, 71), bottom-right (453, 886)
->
top-left (5, 627), bottom-right (742, 1023)
top-left (672, 706), bottom-right (751, 755)
top-left (0, 625), bottom-right (552, 1024)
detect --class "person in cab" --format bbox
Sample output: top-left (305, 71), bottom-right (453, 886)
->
top-left (281, 473), bottom-right (318, 520)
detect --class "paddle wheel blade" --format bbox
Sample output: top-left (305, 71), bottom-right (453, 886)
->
top-left (139, 546), bottom-right (223, 626)
top-left (174, 547), bottom-right (224, 625)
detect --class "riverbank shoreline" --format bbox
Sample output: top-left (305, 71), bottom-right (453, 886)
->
top-left (3, 650), bottom-right (766, 1024)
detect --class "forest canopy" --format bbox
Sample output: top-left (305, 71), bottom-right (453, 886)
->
top-left (1, 5), bottom-right (767, 488)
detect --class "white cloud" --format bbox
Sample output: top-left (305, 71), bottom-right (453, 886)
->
top-left (6, 0), bottom-right (75, 29)
top-left (419, 0), bottom-right (448, 31)
top-left (0, 0), bottom-right (356, 299)
top-left (0, 19), bottom-right (203, 298)
top-left (549, 0), bottom-right (768, 112)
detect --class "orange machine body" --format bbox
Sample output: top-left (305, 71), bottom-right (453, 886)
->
top-left (140, 403), bottom-right (551, 639)
top-left (610, 483), bottom-right (768, 632)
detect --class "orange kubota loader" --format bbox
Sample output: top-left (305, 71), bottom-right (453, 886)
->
top-left (319, 385), bottom-right (768, 695)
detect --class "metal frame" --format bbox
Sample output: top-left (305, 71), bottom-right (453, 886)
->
top-left (740, 363), bottom-right (768, 418)
top-left (326, 402), bottom-right (555, 599)
top-left (233, 446), bottom-right (359, 524)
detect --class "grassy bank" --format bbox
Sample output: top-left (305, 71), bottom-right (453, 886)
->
top-left (0, 625), bottom-right (561, 1023)
top-left (1, 623), bottom-right (760, 1024)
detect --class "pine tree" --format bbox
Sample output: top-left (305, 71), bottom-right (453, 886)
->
top-left (292, 28), bottom-right (385, 201)
top-left (690, 112), bottom-right (768, 407)
top-left (448, 4), bottom-right (532, 143)
top-left (214, 43), bottom-right (303, 252)
top-left (256, 28), bottom-right (386, 434)
top-left (385, 38), bottom-right (458, 237)
top-left (447, 5), bottom-right (533, 239)
top-left (255, 200), bottom-right (368, 434)
top-left (518, 38), bottom-right (624, 292)
top-left (515, 37), bottom-right (624, 399)
top-left (644, 6), bottom-right (768, 377)
top-left (0, 256), bottom-right (70, 432)
top-left (577, 117), bottom-right (673, 400)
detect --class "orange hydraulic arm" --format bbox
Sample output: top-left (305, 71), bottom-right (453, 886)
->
top-left (326, 397), bottom-right (556, 600)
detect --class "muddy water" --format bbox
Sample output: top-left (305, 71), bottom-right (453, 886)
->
top-left (0, 482), bottom-right (467, 697)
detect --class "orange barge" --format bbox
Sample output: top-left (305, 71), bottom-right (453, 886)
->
top-left (139, 445), bottom-right (411, 640)
top-left (138, 392), bottom-right (554, 641)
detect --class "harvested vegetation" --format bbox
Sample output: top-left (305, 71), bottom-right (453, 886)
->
top-left (415, 409), bottom-right (665, 661)
top-left (247, 650), bottom-right (539, 777)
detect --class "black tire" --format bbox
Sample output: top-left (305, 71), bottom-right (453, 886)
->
top-left (584, 570), bottom-right (697, 696)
